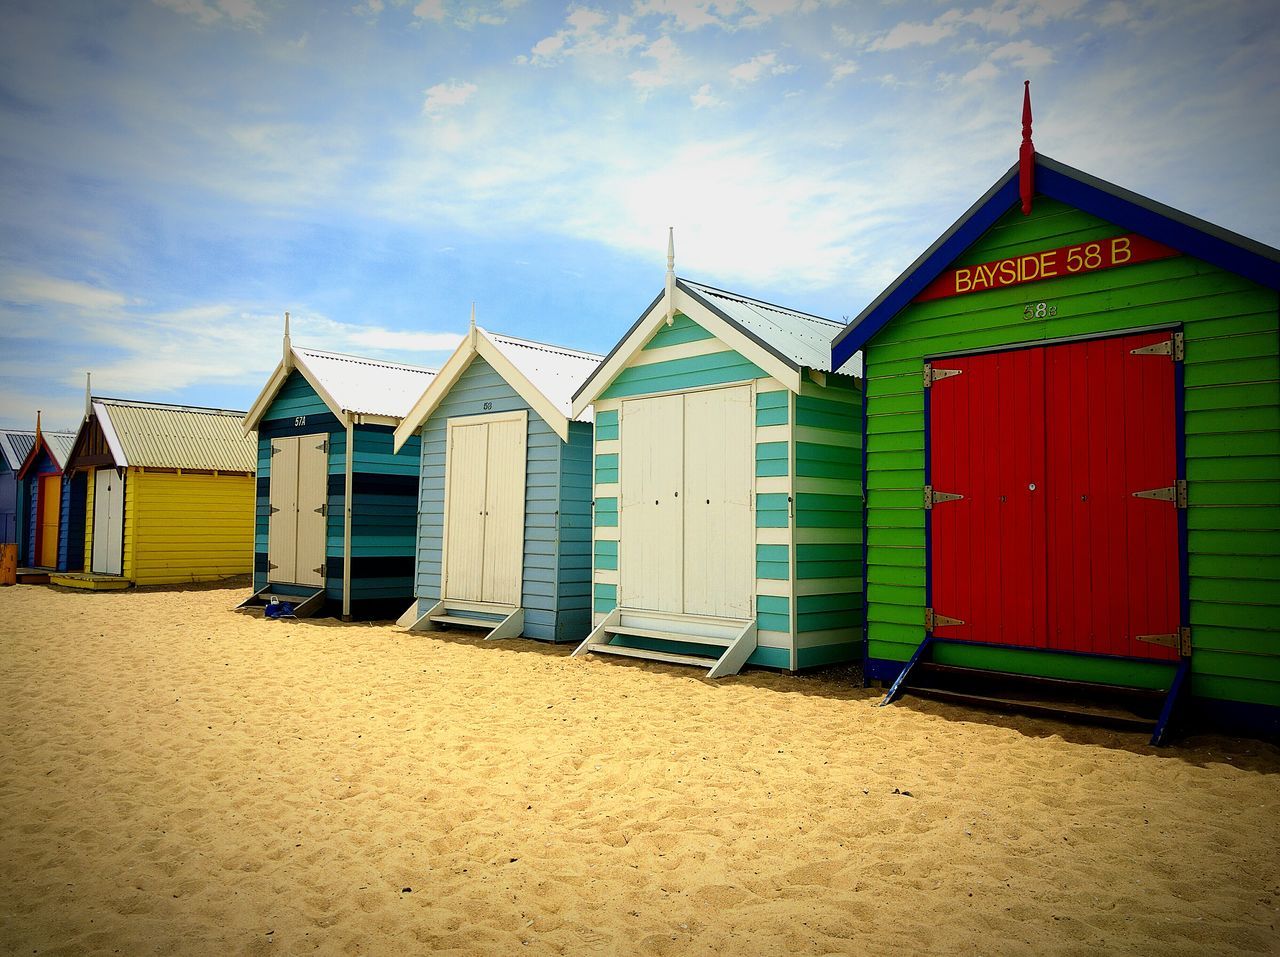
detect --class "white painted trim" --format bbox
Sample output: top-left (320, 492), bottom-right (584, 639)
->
top-left (593, 567), bottom-right (618, 585)
top-left (756, 629), bottom-right (791, 649)
top-left (594, 439), bottom-right (620, 456)
top-left (788, 388), bottom-right (798, 669)
top-left (342, 416), bottom-right (354, 619)
top-left (755, 476), bottom-right (789, 495)
top-left (242, 360), bottom-right (289, 434)
top-left (352, 413), bottom-right (400, 427)
top-left (594, 525), bottom-right (619, 542)
top-left (628, 335), bottom-right (728, 367)
top-left (93, 402), bottom-right (130, 468)
top-left (755, 526), bottom-right (789, 545)
top-left (756, 378), bottom-right (788, 393)
top-left (571, 285), bottom-right (803, 418)
top-left (394, 327), bottom-right (572, 451)
top-left (755, 578), bottom-right (790, 597)
top-left (756, 424), bottom-right (789, 444)
top-left (595, 482), bottom-right (619, 498)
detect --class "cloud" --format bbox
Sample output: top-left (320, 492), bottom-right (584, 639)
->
top-left (421, 80), bottom-right (478, 117)
top-left (728, 51), bottom-right (796, 84)
top-left (628, 35), bottom-right (684, 93)
top-left (867, 12), bottom-right (962, 51)
top-left (829, 60), bottom-right (858, 83)
top-left (518, 8), bottom-right (646, 66)
top-left (989, 40), bottom-right (1053, 69)
top-left (352, 0), bottom-right (384, 18)
top-left (153, 0), bottom-right (264, 28)
top-left (412, 0), bottom-right (445, 20)
top-left (634, 0), bottom-right (840, 31)
top-left (690, 83), bottom-right (723, 109)
top-left (3, 274), bottom-right (130, 311)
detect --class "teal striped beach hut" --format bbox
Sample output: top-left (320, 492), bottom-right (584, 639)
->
top-left (392, 320), bottom-right (602, 642)
top-left (240, 318), bottom-right (438, 618)
top-left (570, 238), bottom-right (864, 676)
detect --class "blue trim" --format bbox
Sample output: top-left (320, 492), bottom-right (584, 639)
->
top-left (831, 154), bottom-right (1280, 368)
top-left (860, 379), bottom-right (870, 686)
top-left (1150, 657), bottom-right (1191, 747)
top-left (1174, 350), bottom-right (1191, 654)
top-left (922, 367), bottom-right (932, 639)
top-left (880, 636), bottom-right (933, 706)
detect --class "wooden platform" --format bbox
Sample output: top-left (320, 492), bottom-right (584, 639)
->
top-left (48, 572), bottom-right (131, 591)
top-left (16, 567), bottom-right (51, 585)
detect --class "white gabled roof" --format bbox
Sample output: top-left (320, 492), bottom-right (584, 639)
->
top-left (393, 326), bottom-right (604, 450)
top-left (571, 276), bottom-right (860, 417)
top-left (243, 345), bottom-right (439, 432)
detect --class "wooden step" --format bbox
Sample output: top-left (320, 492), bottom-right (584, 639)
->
top-left (918, 662), bottom-right (1166, 704)
top-left (604, 626), bottom-right (732, 647)
top-left (430, 614), bottom-right (498, 630)
top-left (589, 643), bottom-right (719, 668)
top-left (908, 686), bottom-right (1155, 734)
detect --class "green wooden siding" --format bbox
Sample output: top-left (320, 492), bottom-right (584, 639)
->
top-left (755, 441), bottom-right (788, 477)
top-left (594, 496), bottom-right (618, 527)
top-left (594, 452), bottom-right (619, 485)
top-left (643, 312), bottom-right (715, 350)
top-left (599, 350), bottom-right (767, 400)
top-left (594, 539), bottom-right (618, 570)
top-left (756, 544), bottom-right (789, 580)
top-left (595, 410), bottom-right (619, 441)
top-left (756, 390), bottom-right (788, 426)
top-left (862, 196), bottom-right (1280, 706)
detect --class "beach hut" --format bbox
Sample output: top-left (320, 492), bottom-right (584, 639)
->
top-left (391, 318), bottom-right (603, 641)
top-left (1, 429), bottom-right (39, 544)
top-left (11, 417), bottom-right (79, 573)
top-left (570, 236), bottom-right (863, 677)
top-left (830, 87), bottom-right (1280, 741)
top-left (57, 393), bottom-right (257, 589)
top-left (240, 317), bottom-right (438, 618)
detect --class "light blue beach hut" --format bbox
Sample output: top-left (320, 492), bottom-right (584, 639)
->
top-left (392, 318), bottom-right (603, 641)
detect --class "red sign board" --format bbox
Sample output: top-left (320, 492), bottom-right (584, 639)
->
top-left (914, 233), bottom-right (1180, 303)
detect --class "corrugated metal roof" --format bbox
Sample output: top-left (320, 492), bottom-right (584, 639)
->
top-left (296, 348), bottom-right (439, 420)
top-left (680, 279), bottom-right (862, 377)
top-left (483, 330), bottom-right (604, 422)
top-left (0, 430), bottom-right (37, 470)
top-left (96, 398), bottom-right (257, 471)
top-left (45, 431), bottom-right (77, 469)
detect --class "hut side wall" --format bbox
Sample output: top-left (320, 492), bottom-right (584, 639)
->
top-left (591, 311), bottom-right (862, 671)
top-left (555, 420), bottom-right (594, 642)
top-left (0, 457), bottom-right (16, 543)
top-left (862, 196), bottom-right (1280, 711)
top-left (58, 470), bottom-right (87, 573)
top-left (414, 356), bottom-right (585, 642)
top-left (126, 469), bottom-right (254, 585)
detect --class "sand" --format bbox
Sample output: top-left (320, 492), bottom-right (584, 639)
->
top-left (1, 583), bottom-right (1277, 957)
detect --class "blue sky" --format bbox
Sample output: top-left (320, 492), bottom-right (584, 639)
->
top-left (1, 0), bottom-right (1276, 429)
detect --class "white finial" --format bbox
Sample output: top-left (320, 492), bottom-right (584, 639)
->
top-left (85, 372), bottom-right (92, 419)
top-left (283, 311), bottom-right (293, 368)
top-left (665, 227), bottom-right (676, 326)
top-left (470, 301), bottom-right (476, 332)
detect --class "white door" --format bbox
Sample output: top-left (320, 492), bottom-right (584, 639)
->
top-left (268, 435), bottom-right (329, 587)
top-left (295, 437), bottom-right (329, 588)
top-left (683, 386), bottom-right (754, 618)
top-left (443, 412), bottom-right (528, 604)
top-left (91, 468), bottom-right (125, 576)
top-left (619, 393), bottom-right (684, 613)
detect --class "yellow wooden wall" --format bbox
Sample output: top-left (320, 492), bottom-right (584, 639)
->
top-left (81, 467), bottom-right (95, 573)
top-left (124, 469), bottom-right (254, 584)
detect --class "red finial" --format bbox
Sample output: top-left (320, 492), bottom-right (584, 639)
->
top-left (1019, 80), bottom-right (1035, 215)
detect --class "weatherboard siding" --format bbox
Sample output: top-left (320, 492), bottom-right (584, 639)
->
top-left (57, 470), bottom-right (87, 573)
top-left (862, 196), bottom-right (1280, 706)
top-left (591, 311), bottom-right (860, 670)
top-left (253, 369), bottom-right (419, 613)
top-left (127, 469), bottom-right (254, 584)
top-left (414, 356), bottom-right (589, 642)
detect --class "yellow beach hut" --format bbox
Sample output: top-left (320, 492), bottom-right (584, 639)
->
top-left (55, 395), bottom-right (257, 588)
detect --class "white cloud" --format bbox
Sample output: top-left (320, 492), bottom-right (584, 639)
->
top-left (634, 0), bottom-right (839, 31)
top-left (352, 0), bottom-right (384, 18)
top-left (628, 35), bottom-right (684, 93)
top-left (421, 80), bottom-right (478, 117)
top-left (989, 40), bottom-right (1053, 69)
top-left (728, 51), bottom-right (796, 84)
top-left (690, 83), bottom-right (723, 108)
top-left (518, 8), bottom-right (646, 66)
top-left (868, 11), bottom-right (962, 51)
top-left (3, 275), bottom-right (130, 311)
top-left (829, 60), bottom-right (858, 83)
top-left (153, 0), bottom-right (264, 27)
top-left (960, 61), bottom-right (1001, 85)
top-left (412, 0), bottom-right (446, 21)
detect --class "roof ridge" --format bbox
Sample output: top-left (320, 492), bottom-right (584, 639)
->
top-left (484, 329), bottom-right (604, 361)
top-left (680, 277), bottom-right (841, 327)
top-left (95, 396), bottom-right (247, 416)
top-left (297, 346), bottom-right (439, 374)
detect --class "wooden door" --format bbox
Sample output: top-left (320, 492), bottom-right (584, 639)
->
top-left (683, 386), bottom-right (754, 618)
top-left (480, 415), bottom-right (527, 605)
top-left (929, 333), bottom-right (1180, 660)
top-left (37, 474), bottom-right (61, 568)
top-left (267, 437), bottom-right (298, 584)
top-left (92, 468), bottom-right (125, 575)
top-left (294, 436), bottom-right (329, 588)
top-left (619, 393), bottom-right (684, 613)
top-left (444, 421), bottom-right (490, 601)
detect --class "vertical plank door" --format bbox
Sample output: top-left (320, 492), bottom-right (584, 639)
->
top-left (37, 474), bottom-right (61, 568)
top-left (619, 393), bottom-right (684, 613)
top-left (294, 436), bottom-right (329, 589)
top-left (683, 385), bottom-right (755, 618)
top-left (444, 421), bottom-right (489, 601)
top-left (480, 414), bottom-right (527, 605)
top-left (1045, 331), bottom-right (1180, 660)
top-left (267, 437), bottom-right (299, 585)
top-left (92, 468), bottom-right (125, 575)
top-left (929, 348), bottom-right (1047, 647)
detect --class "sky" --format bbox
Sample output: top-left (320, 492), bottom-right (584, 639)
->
top-left (0, 0), bottom-right (1276, 430)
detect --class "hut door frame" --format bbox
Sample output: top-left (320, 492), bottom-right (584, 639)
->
top-left (91, 468), bottom-right (125, 576)
top-left (925, 326), bottom-right (1185, 661)
top-left (441, 410), bottom-right (528, 605)
top-left (268, 435), bottom-right (329, 588)
top-left (36, 473), bottom-right (61, 568)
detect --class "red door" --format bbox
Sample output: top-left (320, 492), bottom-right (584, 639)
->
top-left (928, 331), bottom-right (1180, 661)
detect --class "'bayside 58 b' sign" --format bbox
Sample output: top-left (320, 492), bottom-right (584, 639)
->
top-left (914, 233), bottom-right (1180, 303)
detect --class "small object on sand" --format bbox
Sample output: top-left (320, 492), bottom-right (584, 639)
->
top-left (402, 887), bottom-right (411, 893)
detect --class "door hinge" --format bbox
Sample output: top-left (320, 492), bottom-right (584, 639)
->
top-left (317, 440), bottom-right (329, 454)
top-left (314, 564), bottom-right (327, 578)
top-left (1132, 479), bottom-right (1187, 508)
top-left (922, 363), bottom-right (962, 388)
top-left (268, 561), bottom-right (278, 570)
top-left (270, 445), bottom-right (282, 456)
top-left (269, 505), bottom-right (280, 514)
top-left (1130, 332), bottom-right (1184, 361)
top-left (924, 485), bottom-right (964, 509)
top-left (924, 607), bottom-right (964, 631)
top-left (315, 504), bottom-right (327, 516)
top-left (1136, 626), bottom-right (1192, 657)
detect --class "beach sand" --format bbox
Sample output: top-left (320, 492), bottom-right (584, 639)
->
top-left (1, 583), bottom-right (1277, 956)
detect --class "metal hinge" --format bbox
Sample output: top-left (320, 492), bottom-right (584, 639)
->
top-left (1130, 332), bottom-right (1184, 361)
top-left (315, 504), bottom-right (327, 516)
top-left (924, 485), bottom-right (964, 509)
top-left (924, 607), bottom-right (964, 631)
top-left (270, 445), bottom-right (282, 456)
top-left (314, 564), bottom-right (327, 578)
top-left (922, 363), bottom-right (962, 388)
top-left (1132, 480), bottom-right (1187, 508)
top-left (268, 561), bottom-right (278, 570)
top-left (269, 505), bottom-right (280, 514)
top-left (1136, 626), bottom-right (1192, 657)
top-left (317, 440), bottom-right (328, 454)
